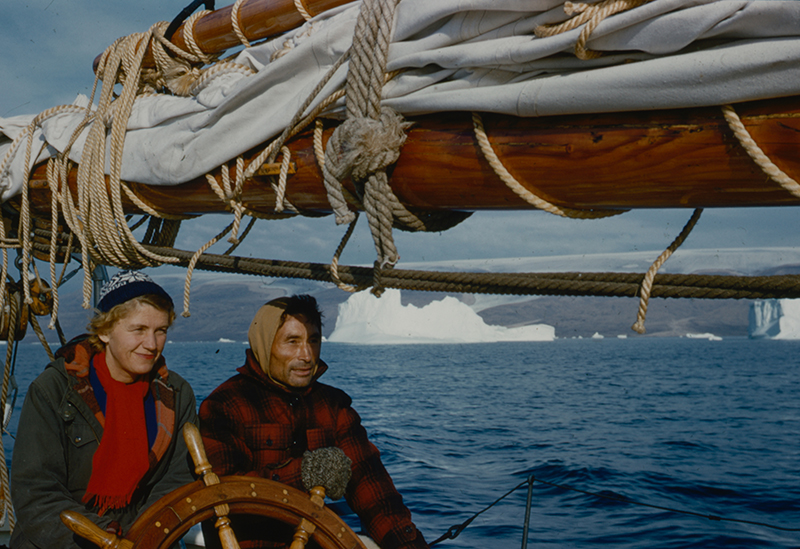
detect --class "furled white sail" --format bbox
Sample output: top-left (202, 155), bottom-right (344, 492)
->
top-left (2, 0), bottom-right (799, 198)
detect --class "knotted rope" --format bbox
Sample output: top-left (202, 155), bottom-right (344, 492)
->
top-left (6, 0), bottom-right (800, 332)
top-left (340, 0), bottom-right (406, 290)
top-left (321, 0), bottom-right (475, 294)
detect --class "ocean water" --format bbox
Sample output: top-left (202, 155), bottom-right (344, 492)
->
top-left (4, 337), bottom-right (800, 548)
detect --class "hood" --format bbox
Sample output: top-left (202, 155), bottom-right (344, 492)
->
top-left (248, 298), bottom-right (289, 376)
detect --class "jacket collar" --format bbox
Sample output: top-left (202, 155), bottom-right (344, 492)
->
top-left (237, 349), bottom-right (328, 396)
top-left (53, 335), bottom-right (176, 465)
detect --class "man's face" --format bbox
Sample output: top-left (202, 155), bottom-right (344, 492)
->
top-left (269, 314), bottom-right (321, 388)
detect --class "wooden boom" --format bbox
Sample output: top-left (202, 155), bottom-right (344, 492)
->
top-left (94, 0), bottom-right (355, 71)
top-left (22, 95), bottom-right (800, 218)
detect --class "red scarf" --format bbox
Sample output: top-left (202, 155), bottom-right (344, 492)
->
top-left (82, 352), bottom-right (151, 515)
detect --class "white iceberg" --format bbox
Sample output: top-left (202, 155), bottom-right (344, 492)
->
top-left (685, 333), bottom-right (722, 341)
top-left (328, 289), bottom-right (555, 344)
top-left (750, 299), bottom-right (800, 339)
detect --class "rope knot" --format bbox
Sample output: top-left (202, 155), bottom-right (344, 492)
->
top-left (334, 107), bottom-right (411, 182)
top-left (564, 1), bottom-right (586, 16)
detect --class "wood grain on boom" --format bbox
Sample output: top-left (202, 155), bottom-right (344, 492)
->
top-left (23, 96), bottom-right (800, 218)
top-left (93, 0), bottom-right (355, 71)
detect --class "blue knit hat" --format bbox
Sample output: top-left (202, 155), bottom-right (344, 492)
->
top-left (96, 271), bottom-right (173, 313)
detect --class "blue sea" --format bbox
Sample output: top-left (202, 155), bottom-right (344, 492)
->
top-left (4, 337), bottom-right (800, 548)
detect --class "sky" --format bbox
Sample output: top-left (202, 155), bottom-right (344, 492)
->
top-left (2, 0), bottom-right (800, 273)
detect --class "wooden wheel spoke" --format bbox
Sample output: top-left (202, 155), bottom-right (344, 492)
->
top-left (62, 425), bottom-right (367, 549)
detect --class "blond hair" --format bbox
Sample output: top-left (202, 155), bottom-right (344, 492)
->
top-left (86, 294), bottom-right (175, 351)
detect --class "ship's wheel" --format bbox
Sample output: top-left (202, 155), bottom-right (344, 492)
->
top-left (61, 424), bottom-right (369, 549)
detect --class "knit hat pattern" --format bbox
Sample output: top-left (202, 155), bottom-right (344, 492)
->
top-left (96, 271), bottom-right (173, 313)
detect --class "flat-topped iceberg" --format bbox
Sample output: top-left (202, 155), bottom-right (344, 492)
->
top-left (750, 299), bottom-right (800, 339)
top-left (328, 289), bottom-right (554, 344)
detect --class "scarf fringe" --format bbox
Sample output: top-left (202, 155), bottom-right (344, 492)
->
top-left (82, 492), bottom-right (135, 516)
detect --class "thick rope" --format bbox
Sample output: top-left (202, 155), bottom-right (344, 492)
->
top-left (318, 0), bottom-right (425, 294)
top-left (28, 314), bottom-right (54, 363)
top-left (345, 0), bottom-right (404, 278)
top-left (133, 243), bottom-right (800, 301)
top-left (472, 113), bottom-right (626, 219)
top-left (46, 160), bottom-right (63, 329)
top-left (295, 0), bottom-right (314, 21)
top-left (190, 61), bottom-right (256, 96)
top-left (273, 147), bottom-right (294, 213)
top-left (181, 10), bottom-right (215, 65)
top-left (223, 217), bottom-right (257, 255)
top-left (205, 160), bottom-right (248, 243)
top-left (330, 215), bottom-right (364, 292)
top-left (0, 290), bottom-right (20, 531)
top-left (0, 105), bottom-right (92, 313)
top-left (535, 0), bottom-right (652, 60)
top-left (40, 20), bottom-right (236, 311)
top-left (11, 1), bottom-right (796, 340)
top-left (323, 108), bottom-right (411, 224)
top-left (181, 221), bottom-right (235, 317)
top-left (317, 0), bottom-right (476, 289)
top-left (231, 0), bottom-right (252, 47)
top-left (722, 104), bottom-right (800, 198)
top-left (631, 208), bottom-right (703, 334)
top-left (75, 27), bottom-right (183, 272)
top-left (145, 22), bottom-right (205, 96)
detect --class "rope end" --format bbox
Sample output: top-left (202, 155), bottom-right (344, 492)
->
top-left (335, 212), bottom-right (357, 225)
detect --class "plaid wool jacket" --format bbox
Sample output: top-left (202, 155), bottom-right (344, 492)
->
top-left (198, 350), bottom-right (428, 549)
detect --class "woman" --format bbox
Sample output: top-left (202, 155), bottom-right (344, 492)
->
top-left (10, 271), bottom-right (197, 549)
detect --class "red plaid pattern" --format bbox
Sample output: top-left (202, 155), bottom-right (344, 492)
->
top-left (199, 351), bottom-right (428, 549)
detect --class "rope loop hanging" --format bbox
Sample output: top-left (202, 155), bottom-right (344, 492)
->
top-left (631, 208), bottom-right (703, 334)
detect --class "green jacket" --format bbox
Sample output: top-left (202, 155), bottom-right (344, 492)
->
top-left (10, 338), bottom-right (198, 549)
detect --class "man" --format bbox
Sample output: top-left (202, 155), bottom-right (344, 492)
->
top-left (199, 295), bottom-right (428, 549)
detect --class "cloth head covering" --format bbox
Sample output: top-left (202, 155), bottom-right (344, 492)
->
top-left (97, 270), bottom-right (173, 313)
top-left (248, 297), bottom-right (291, 378)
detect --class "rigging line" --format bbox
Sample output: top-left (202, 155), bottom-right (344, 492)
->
top-left (528, 474), bottom-right (800, 533)
top-left (432, 473), bottom-right (799, 546)
top-left (429, 479), bottom-right (529, 545)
